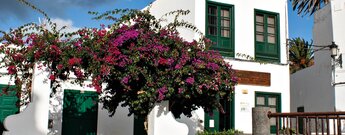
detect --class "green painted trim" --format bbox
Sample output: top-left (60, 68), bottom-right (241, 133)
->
top-left (206, 0), bottom-right (235, 57)
top-left (254, 9), bottom-right (280, 62)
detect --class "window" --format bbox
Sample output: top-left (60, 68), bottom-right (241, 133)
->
top-left (255, 10), bottom-right (280, 62)
top-left (206, 1), bottom-right (234, 57)
top-left (255, 92), bottom-right (281, 134)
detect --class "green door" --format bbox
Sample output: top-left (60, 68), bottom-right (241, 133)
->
top-left (134, 116), bottom-right (147, 135)
top-left (0, 85), bottom-right (19, 134)
top-left (255, 92), bottom-right (281, 134)
top-left (62, 90), bottom-right (98, 135)
top-left (204, 93), bottom-right (235, 132)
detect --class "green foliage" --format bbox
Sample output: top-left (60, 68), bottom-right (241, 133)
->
top-left (291, 0), bottom-right (329, 15)
top-left (196, 129), bottom-right (243, 135)
top-left (289, 37), bottom-right (314, 74)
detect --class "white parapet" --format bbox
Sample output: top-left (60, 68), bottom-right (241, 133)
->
top-left (3, 64), bottom-right (51, 135)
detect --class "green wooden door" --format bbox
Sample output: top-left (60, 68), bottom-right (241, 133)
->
top-left (204, 93), bottom-right (235, 132)
top-left (255, 92), bottom-right (281, 134)
top-left (134, 116), bottom-right (147, 135)
top-left (0, 85), bottom-right (19, 134)
top-left (62, 90), bottom-right (98, 135)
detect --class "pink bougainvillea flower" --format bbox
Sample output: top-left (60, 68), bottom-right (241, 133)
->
top-left (7, 65), bottom-right (17, 75)
top-left (49, 75), bottom-right (55, 81)
top-left (68, 58), bottom-right (82, 66)
top-left (185, 77), bottom-right (195, 85)
top-left (57, 64), bottom-right (63, 70)
top-left (158, 86), bottom-right (168, 101)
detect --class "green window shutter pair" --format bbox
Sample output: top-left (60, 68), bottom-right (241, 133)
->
top-left (206, 1), bottom-right (281, 62)
top-left (255, 10), bottom-right (280, 62)
top-left (206, 1), bottom-right (234, 57)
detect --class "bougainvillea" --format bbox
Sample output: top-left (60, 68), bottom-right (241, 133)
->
top-left (0, 7), bottom-right (237, 118)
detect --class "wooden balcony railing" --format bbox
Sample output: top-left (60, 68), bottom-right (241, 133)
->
top-left (267, 111), bottom-right (345, 135)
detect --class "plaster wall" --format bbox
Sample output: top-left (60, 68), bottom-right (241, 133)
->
top-left (149, 0), bottom-right (289, 134)
top-left (48, 81), bottom-right (134, 135)
top-left (290, 3), bottom-right (336, 113)
top-left (329, 0), bottom-right (345, 111)
top-left (3, 65), bottom-right (51, 135)
top-left (228, 59), bottom-right (290, 133)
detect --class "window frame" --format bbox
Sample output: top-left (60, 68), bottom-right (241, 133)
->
top-left (206, 1), bottom-right (235, 57)
top-left (254, 9), bottom-right (280, 62)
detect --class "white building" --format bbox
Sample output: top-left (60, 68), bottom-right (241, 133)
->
top-left (290, 0), bottom-right (345, 114)
top-left (148, 0), bottom-right (290, 134)
top-left (0, 0), bottom-right (290, 135)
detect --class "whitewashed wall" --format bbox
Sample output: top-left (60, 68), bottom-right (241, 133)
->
top-left (149, 0), bottom-right (289, 134)
top-left (1, 67), bottom-right (134, 135)
top-left (148, 1), bottom-right (206, 135)
top-left (48, 81), bottom-right (134, 135)
top-left (229, 60), bottom-right (290, 134)
top-left (291, 0), bottom-right (345, 113)
top-left (290, 3), bottom-right (334, 112)
top-left (4, 65), bottom-right (51, 135)
top-left (329, 0), bottom-right (345, 111)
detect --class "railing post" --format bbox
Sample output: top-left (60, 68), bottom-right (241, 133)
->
top-left (252, 107), bottom-right (271, 135)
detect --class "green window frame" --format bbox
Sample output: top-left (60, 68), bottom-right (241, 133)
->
top-left (206, 1), bottom-right (234, 57)
top-left (255, 92), bottom-right (281, 134)
top-left (255, 9), bottom-right (280, 62)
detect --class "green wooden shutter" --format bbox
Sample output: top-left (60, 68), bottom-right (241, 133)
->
top-left (206, 1), bottom-right (234, 57)
top-left (255, 10), bottom-right (280, 62)
top-left (0, 85), bottom-right (19, 134)
top-left (62, 90), bottom-right (98, 135)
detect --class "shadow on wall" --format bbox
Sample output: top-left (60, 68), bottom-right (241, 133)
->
top-left (48, 87), bottom-right (64, 135)
top-left (175, 111), bottom-right (203, 135)
top-left (3, 92), bottom-right (46, 135)
top-left (156, 102), bottom-right (203, 135)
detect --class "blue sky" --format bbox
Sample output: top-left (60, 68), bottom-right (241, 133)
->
top-left (0, 0), bottom-right (313, 41)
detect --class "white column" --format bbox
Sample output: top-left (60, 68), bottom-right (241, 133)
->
top-left (4, 64), bottom-right (51, 135)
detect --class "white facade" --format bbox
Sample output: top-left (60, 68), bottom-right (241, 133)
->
top-left (1, 66), bottom-right (134, 135)
top-left (149, 0), bottom-right (290, 134)
top-left (291, 0), bottom-right (345, 113)
top-left (1, 0), bottom-right (290, 135)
